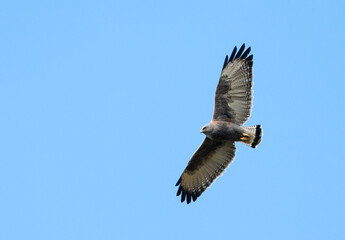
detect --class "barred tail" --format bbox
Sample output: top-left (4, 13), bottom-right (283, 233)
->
top-left (241, 125), bottom-right (262, 148)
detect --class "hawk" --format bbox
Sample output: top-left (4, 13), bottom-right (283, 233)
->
top-left (175, 44), bottom-right (263, 204)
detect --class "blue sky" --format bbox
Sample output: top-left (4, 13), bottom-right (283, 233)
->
top-left (1, 0), bottom-right (345, 239)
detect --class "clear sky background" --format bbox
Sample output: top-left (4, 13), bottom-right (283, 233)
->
top-left (1, 1), bottom-right (345, 239)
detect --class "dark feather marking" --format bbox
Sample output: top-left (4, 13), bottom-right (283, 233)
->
top-left (192, 193), bottom-right (197, 202)
top-left (216, 79), bottom-right (231, 94)
top-left (251, 125), bottom-right (262, 148)
top-left (175, 182), bottom-right (202, 204)
top-left (225, 44), bottom-right (253, 69)
top-left (186, 193), bottom-right (191, 204)
top-left (213, 96), bottom-right (235, 121)
top-left (229, 46), bottom-right (237, 61)
top-left (235, 43), bottom-right (245, 59)
top-left (175, 177), bottom-right (181, 186)
top-left (185, 138), bottom-right (223, 172)
top-left (241, 47), bottom-right (251, 59)
top-left (222, 55), bottom-right (228, 70)
top-left (181, 190), bottom-right (186, 203)
top-left (176, 185), bottom-right (182, 196)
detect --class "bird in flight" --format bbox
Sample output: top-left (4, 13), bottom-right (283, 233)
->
top-left (175, 44), bottom-right (262, 204)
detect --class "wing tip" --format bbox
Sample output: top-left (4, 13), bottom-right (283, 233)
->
top-left (186, 193), bottom-right (191, 204)
top-left (175, 177), bottom-right (181, 186)
top-left (223, 43), bottom-right (253, 70)
top-left (175, 178), bottom-right (201, 204)
top-left (222, 55), bottom-right (229, 70)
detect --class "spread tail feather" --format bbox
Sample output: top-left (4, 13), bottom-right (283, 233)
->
top-left (241, 125), bottom-right (262, 148)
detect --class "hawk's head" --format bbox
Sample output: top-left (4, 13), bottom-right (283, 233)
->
top-left (200, 122), bottom-right (214, 136)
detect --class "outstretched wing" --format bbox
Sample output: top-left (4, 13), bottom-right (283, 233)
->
top-left (213, 44), bottom-right (254, 125)
top-left (175, 138), bottom-right (236, 204)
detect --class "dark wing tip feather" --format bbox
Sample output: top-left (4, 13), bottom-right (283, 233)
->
top-left (241, 47), bottom-right (251, 59)
top-left (192, 193), bottom-right (197, 202)
top-left (181, 190), bottom-right (186, 203)
top-left (186, 193), bottom-right (191, 204)
top-left (175, 177), bottom-right (181, 186)
top-left (176, 185), bottom-right (182, 196)
top-left (229, 46), bottom-right (237, 62)
top-left (234, 43), bottom-right (245, 59)
top-left (222, 55), bottom-right (229, 70)
top-left (223, 44), bottom-right (253, 70)
top-left (175, 178), bottom-right (202, 204)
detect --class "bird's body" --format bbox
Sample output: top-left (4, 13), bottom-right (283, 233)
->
top-left (202, 121), bottom-right (244, 141)
top-left (175, 44), bottom-right (263, 204)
